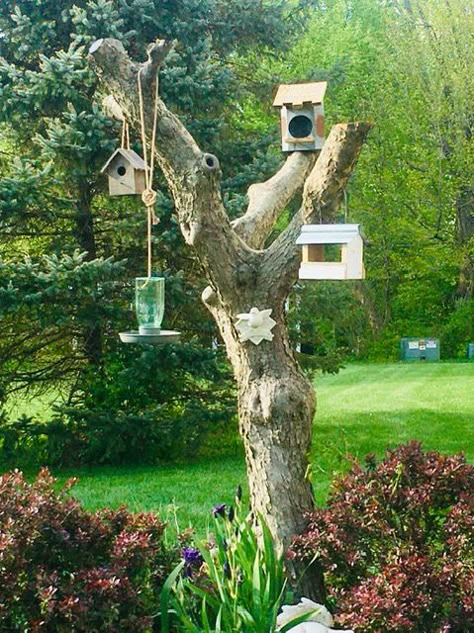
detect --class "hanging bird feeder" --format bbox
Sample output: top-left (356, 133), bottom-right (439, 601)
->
top-left (113, 67), bottom-right (180, 345)
top-left (119, 276), bottom-right (180, 345)
top-left (296, 224), bottom-right (365, 280)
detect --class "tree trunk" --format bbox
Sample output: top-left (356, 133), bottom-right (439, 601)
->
top-left (236, 312), bottom-right (315, 551)
top-left (73, 185), bottom-right (103, 366)
top-left (89, 37), bottom-right (371, 603)
top-left (455, 186), bottom-right (474, 299)
top-left (209, 298), bottom-right (326, 600)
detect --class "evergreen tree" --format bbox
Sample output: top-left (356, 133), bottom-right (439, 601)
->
top-left (0, 0), bottom-right (302, 462)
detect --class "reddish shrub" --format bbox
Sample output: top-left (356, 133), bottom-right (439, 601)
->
top-left (0, 469), bottom-right (178, 632)
top-left (289, 442), bottom-right (474, 632)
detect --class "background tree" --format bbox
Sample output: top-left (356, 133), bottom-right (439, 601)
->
top-left (243, 0), bottom-right (473, 360)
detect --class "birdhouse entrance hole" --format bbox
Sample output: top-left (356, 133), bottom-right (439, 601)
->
top-left (117, 164), bottom-right (127, 176)
top-left (289, 115), bottom-right (313, 139)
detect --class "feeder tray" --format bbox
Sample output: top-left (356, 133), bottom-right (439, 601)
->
top-left (119, 329), bottom-right (181, 345)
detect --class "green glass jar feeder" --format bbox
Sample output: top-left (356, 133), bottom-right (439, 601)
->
top-left (119, 276), bottom-right (180, 345)
top-left (135, 276), bottom-right (165, 333)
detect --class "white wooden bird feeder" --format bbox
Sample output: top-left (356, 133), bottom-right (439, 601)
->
top-left (273, 82), bottom-right (327, 152)
top-left (101, 148), bottom-right (147, 196)
top-left (296, 224), bottom-right (365, 280)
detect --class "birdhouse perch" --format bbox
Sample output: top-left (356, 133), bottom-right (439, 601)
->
top-left (273, 82), bottom-right (327, 152)
top-left (296, 224), bottom-right (365, 280)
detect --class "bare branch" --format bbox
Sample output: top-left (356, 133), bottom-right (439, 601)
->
top-left (301, 123), bottom-right (373, 223)
top-left (232, 152), bottom-right (317, 249)
top-left (142, 39), bottom-right (175, 83)
top-left (261, 122), bottom-right (372, 301)
top-left (89, 38), bottom-right (201, 175)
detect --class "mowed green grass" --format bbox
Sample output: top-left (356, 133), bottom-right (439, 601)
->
top-left (311, 361), bottom-right (474, 503)
top-left (52, 362), bottom-right (474, 532)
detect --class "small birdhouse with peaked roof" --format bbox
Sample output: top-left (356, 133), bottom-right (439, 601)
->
top-left (101, 148), bottom-right (147, 196)
top-left (273, 82), bottom-right (327, 153)
top-left (296, 224), bottom-right (365, 280)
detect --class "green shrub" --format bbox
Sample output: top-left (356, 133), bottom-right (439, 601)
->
top-left (441, 298), bottom-right (474, 358)
top-left (1, 344), bottom-right (237, 467)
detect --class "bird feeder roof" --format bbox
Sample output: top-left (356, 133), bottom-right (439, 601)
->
top-left (273, 82), bottom-right (327, 108)
top-left (101, 148), bottom-right (146, 173)
top-left (296, 224), bottom-right (362, 245)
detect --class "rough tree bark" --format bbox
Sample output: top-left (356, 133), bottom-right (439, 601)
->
top-left (89, 38), bottom-right (371, 599)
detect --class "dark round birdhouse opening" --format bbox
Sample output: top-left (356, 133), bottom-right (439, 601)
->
top-left (288, 115), bottom-right (313, 139)
top-left (117, 165), bottom-right (127, 177)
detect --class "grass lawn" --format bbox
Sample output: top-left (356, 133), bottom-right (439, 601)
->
top-left (10, 361), bottom-right (472, 533)
top-left (311, 361), bottom-right (474, 502)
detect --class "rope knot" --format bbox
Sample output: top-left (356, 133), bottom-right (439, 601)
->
top-left (142, 188), bottom-right (157, 208)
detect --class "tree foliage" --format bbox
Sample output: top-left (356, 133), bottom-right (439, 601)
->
top-left (248, 0), bottom-right (474, 360)
top-left (0, 0), bottom-right (304, 461)
top-left (0, 0), bottom-right (472, 465)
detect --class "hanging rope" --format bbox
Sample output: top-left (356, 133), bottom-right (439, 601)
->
top-left (121, 120), bottom-right (130, 150)
top-left (137, 67), bottom-right (160, 279)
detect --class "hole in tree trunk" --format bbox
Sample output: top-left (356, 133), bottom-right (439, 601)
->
top-left (202, 153), bottom-right (220, 171)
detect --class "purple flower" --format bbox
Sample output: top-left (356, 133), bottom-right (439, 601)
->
top-left (212, 503), bottom-right (226, 518)
top-left (181, 547), bottom-right (203, 571)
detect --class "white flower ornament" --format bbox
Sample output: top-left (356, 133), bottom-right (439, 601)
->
top-left (276, 598), bottom-right (354, 633)
top-left (235, 307), bottom-right (276, 345)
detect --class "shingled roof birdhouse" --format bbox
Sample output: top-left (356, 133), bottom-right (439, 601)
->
top-left (273, 82), bottom-right (327, 153)
top-left (296, 224), bottom-right (365, 280)
top-left (101, 148), bottom-right (147, 196)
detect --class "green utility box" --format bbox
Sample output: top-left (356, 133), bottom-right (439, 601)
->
top-left (400, 337), bottom-right (440, 361)
top-left (468, 343), bottom-right (474, 360)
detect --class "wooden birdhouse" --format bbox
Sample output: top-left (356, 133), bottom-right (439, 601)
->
top-left (273, 82), bottom-right (327, 152)
top-left (296, 224), bottom-right (365, 280)
top-left (101, 148), bottom-right (146, 196)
